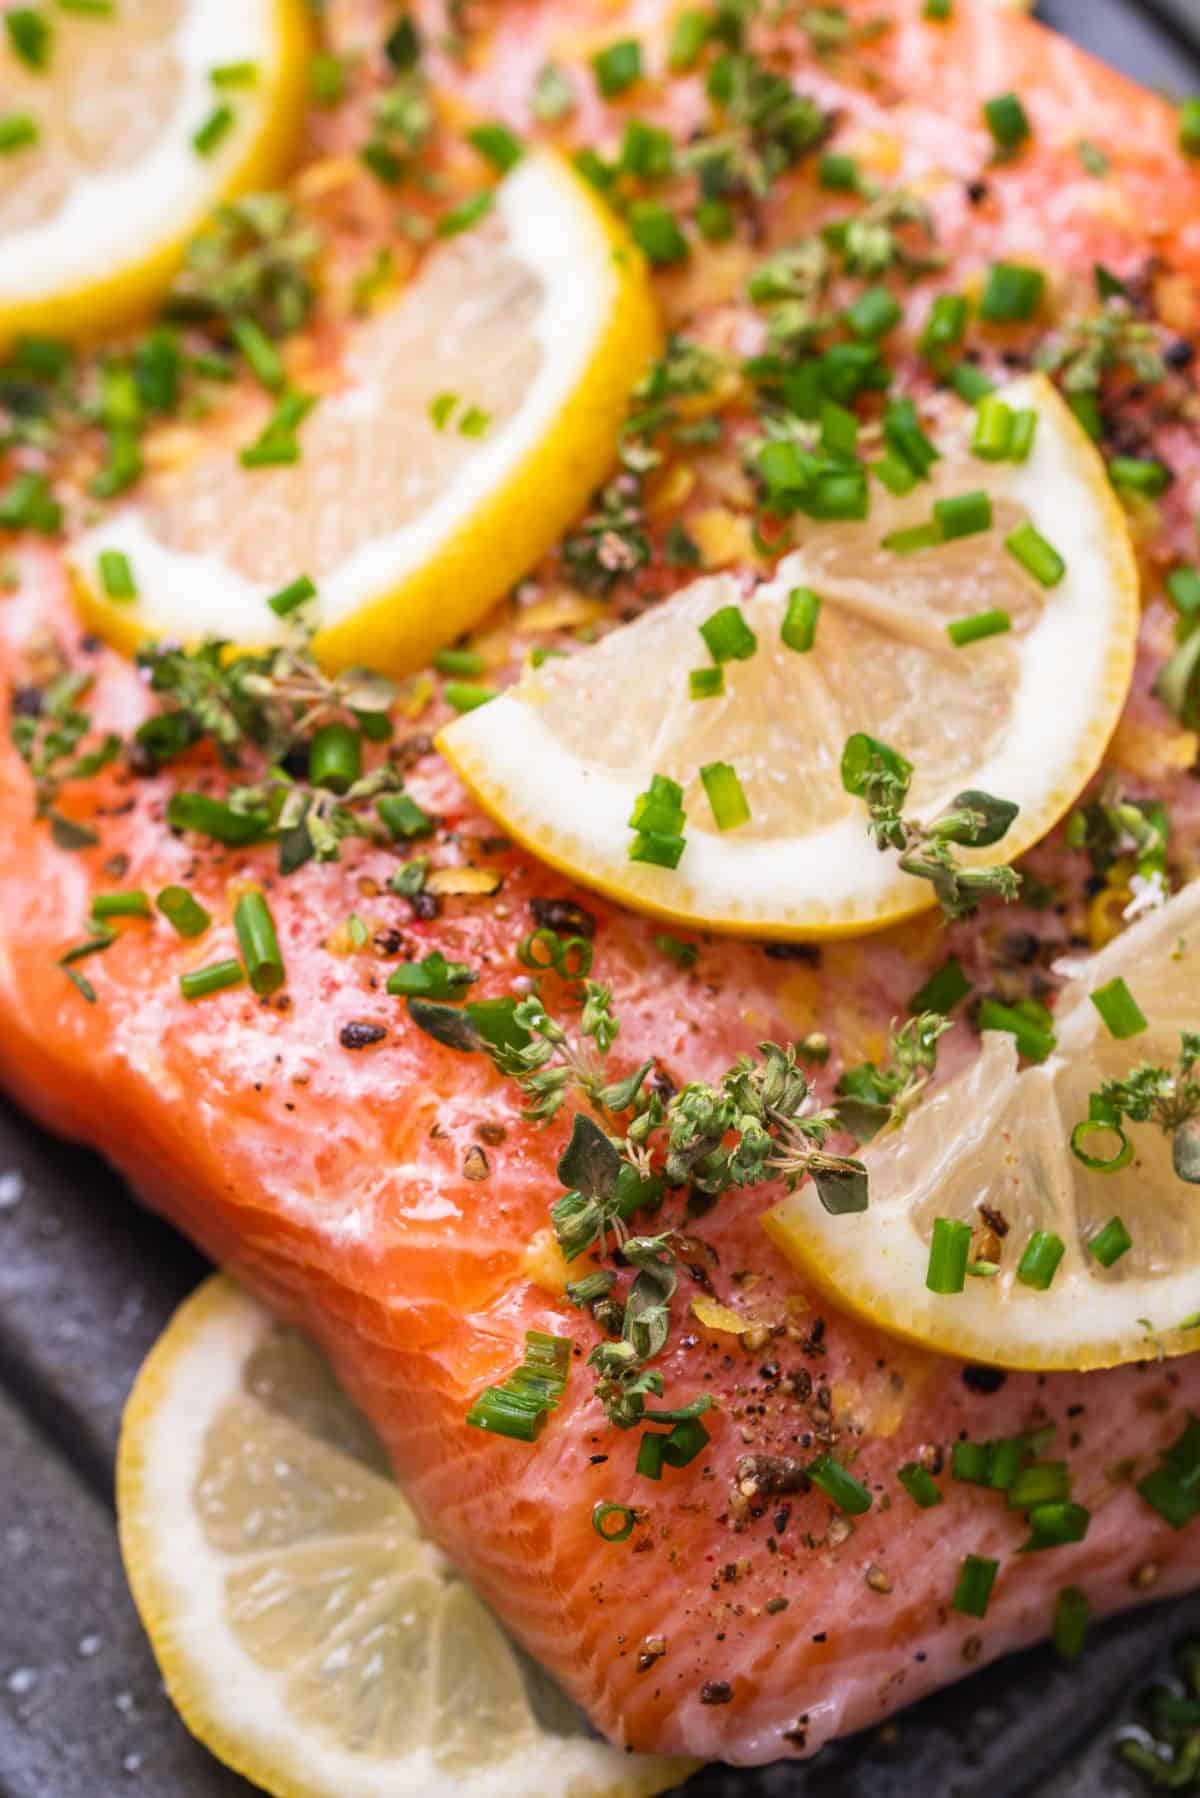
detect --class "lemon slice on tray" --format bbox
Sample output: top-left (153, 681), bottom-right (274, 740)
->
top-left (118, 1274), bottom-right (692, 1798)
top-left (765, 880), bottom-right (1200, 1372)
top-left (0, 0), bottom-right (311, 345)
top-left (441, 375), bottom-right (1137, 941)
top-left (70, 148), bottom-right (661, 676)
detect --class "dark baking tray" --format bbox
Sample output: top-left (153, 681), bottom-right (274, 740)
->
top-left (2, 4), bottom-right (1198, 1793)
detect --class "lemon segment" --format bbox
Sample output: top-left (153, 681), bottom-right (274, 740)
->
top-left (440, 376), bottom-right (1138, 940)
top-left (764, 881), bottom-right (1200, 1372)
top-left (70, 149), bottom-right (661, 676)
top-left (0, 0), bottom-right (311, 347)
top-left (117, 1274), bottom-right (692, 1798)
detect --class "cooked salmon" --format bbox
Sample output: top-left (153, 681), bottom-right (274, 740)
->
top-left (2, 0), bottom-right (1199, 1770)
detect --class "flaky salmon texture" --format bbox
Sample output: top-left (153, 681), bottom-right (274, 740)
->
top-left (3, 0), bottom-right (1200, 1772)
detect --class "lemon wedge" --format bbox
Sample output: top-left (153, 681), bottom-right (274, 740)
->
top-left (117, 1274), bottom-right (692, 1798)
top-left (440, 375), bottom-right (1137, 940)
top-left (0, 0), bottom-right (310, 346)
top-left (70, 148), bottom-right (661, 675)
top-left (764, 881), bottom-right (1200, 1372)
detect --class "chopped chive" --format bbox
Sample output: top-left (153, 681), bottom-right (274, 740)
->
top-left (1108, 456), bottom-right (1172, 498)
top-left (467, 121), bottom-right (523, 171)
top-left (884, 398), bottom-right (940, 480)
top-left (458, 404), bottom-right (490, 438)
top-left (668, 7), bottom-right (708, 69)
top-left (949, 361), bottom-right (995, 403)
top-left (980, 261), bottom-right (1045, 324)
top-left (266, 574), bottom-right (317, 617)
top-left (620, 117), bottom-right (673, 179)
top-left (898, 1463), bottom-right (943, 1508)
top-left (593, 1501), bottom-right (637, 1541)
top-left (0, 470), bottom-right (60, 534)
top-left (808, 1453), bottom-right (873, 1515)
top-left (467, 1330), bottom-right (572, 1440)
top-left (592, 37), bottom-right (641, 97)
top-left (192, 103), bottom-right (235, 156)
top-left (434, 646), bottom-right (487, 677)
top-left (166, 792), bottom-right (272, 846)
top-left (387, 950), bottom-right (477, 999)
top-left (953, 1554), bottom-right (998, 1618)
top-left (700, 603), bottom-right (757, 664)
top-left (919, 292), bottom-right (968, 361)
top-left (436, 191), bottom-right (494, 238)
top-left (156, 886), bottom-right (211, 939)
top-left (1068, 389), bottom-right (1103, 441)
top-left (637, 1432), bottom-right (666, 1480)
top-left (0, 114), bottom-right (39, 153)
top-left (383, 14), bottom-right (420, 68)
top-left (308, 49), bottom-right (346, 104)
top-left (663, 1415), bottom-right (710, 1467)
top-left (1088, 1216), bottom-right (1133, 1268)
top-left (211, 61), bottom-right (258, 87)
top-left (926, 1217), bottom-right (973, 1295)
top-left (1089, 975), bottom-right (1147, 1040)
top-left (908, 956), bottom-right (971, 1015)
top-left (377, 792), bottom-right (434, 840)
top-left (308, 721), bottom-right (361, 795)
top-left (846, 285), bottom-right (902, 341)
top-left (1181, 98), bottom-right (1200, 158)
top-left (1007, 1462), bottom-right (1071, 1510)
top-left (923, 0), bottom-right (952, 18)
top-left (180, 959), bottom-right (244, 1001)
top-left (1137, 1463), bottom-right (1200, 1530)
top-left (654, 934), bottom-right (698, 970)
top-left (882, 522), bottom-right (942, 556)
top-left (700, 761), bottom-right (751, 832)
top-left (1008, 408), bottom-right (1039, 462)
top-left (873, 455), bottom-right (919, 497)
top-left (443, 680), bottom-right (497, 713)
top-left (978, 997), bottom-right (1056, 1061)
top-left (689, 665), bottom-right (725, 699)
top-left (946, 609), bottom-right (1010, 648)
top-left (91, 890), bottom-right (151, 921)
top-left (230, 316), bottom-right (284, 391)
top-left (951, 1440), bottom-right (991, 1485)
top-left (1021, 1501), bottom-right (1091, 1551)
top-left (984, 91), bottom-right (1031, 155)
top-left (430, 391), bottom-right (458, 430)
top-left (6, 9), bottom-right (51, 69)
top-left (55, 0), bottom-right (114, 11)
top-left (627, 200), bottom-right (689, 265)
top-left (630, 774), bottom-right (686, 868)
top-left (1168, 566), bottom-right (1200, 616)
top-left (819, 151), bottom-right (860, 191)
top-left (1070, 1097), bottom-right (1133, 1174)
top-left (233, 890), bottom-right (285, 995)
top-left (97, 548), bottom-right (137, 600)
top-left (1053, 1587), bottom-right (1090, 1661)
top-left (821, 399), bottom-right (859, 462)
top-left (972, 396), bottom-right (1013, 461)
top-left (781, 587), bottom-right (821, 653)
top-left (934, 490), bottom-right (993, 540)
top-left (1005, 520), bottom-right (1065, 587)
top-left (1016, 1229), bottom-right (1066, 1291)
top-left (694, 197), bottom-right (734, 242)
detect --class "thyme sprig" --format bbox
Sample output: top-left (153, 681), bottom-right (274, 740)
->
top-left (1077, 1034), bottom-right (1200, 1185)
top-left (836, 1012), bottom-right (953, 1143)
top-left (165, 193), bottom-right (322, 338)
top-left (841, 732), bottom-right (1022, 921)
top-left (10, 669), bottom-right (120, 846)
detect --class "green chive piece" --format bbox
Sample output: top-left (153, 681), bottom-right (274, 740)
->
top-left (627, 200), bottom-right (689, 265)
top-left (233, 890), bottom-right (285, 995)
top-left (1168, 566), bottom-right (1200, 616)
top-left (592, 1501), bottom-right (637, 1541)
top-left (156, 886), bottom-right (211, 939)
top-left (935, 490), bottom-right (993, 540)
top-left (435, 191), bottom-right (494, 238)
top-left (953, 1554), bottom-right (998, 1618)
top-left (1021, 1501), bottom-right (1091, 1551)
top-left (467, 121), bottom-right (523, 172)
top-left (919, 292), bottom-right (968, 361)
top-left (166, 792), bottom-right (272, 846)
top-left (629, 834), bottom-right (687, 869)
top-left (949, 361), bottom-right (995, 403)
top-left (668, 8), bottom-right (708, 70)
top-left (377, 792), bottom-right (434, 840)
top-left (978, 997), bottom-right (1057, 1061)
top-left (387, 950), bottom-right (477, 999)
top-left (211, 61), bottom-right (258, 87)
top-left (0, 114), bottom-right (39, 153)
top-left (694, 198), bottom-right (734, 242)
top-left (443, 680), bottom-right (497, 713)
top-left (434, 646), bottom-right (487, 677)
top-left (951, 1440), bottom-right (992, 1485)
top-left (873, 455), bottom-right (919, 497)
top-left (1090, 975), bottom-right (1148, 1040)
top-left (97, 548), bottom-right (137, 600)
top-left (1016, 1229), bottom-right (1066, 1292)
top-left (1068, 390), bottom-right (1103, 441)
top-left (1109, 456), bottom-right (1172, 498)
top-left (620, 117), bottom-right (673, 179)
top-left (91, 890), bottom-right (151, 921)
top-left (592, 37), bottom-right (642, 97)
top-left (821, 399), bottom-right (858, 462)
top-left (1070, 1095), bottom-right (1133, 1175)
top-left (308, 49), bottom-right (346, 104)
top-left (689, 666), bottom-right (725, 699)
top-left (654, 934), bottom-right (698, 970)
top-left (898, 1463), bottom-right (943, 1508)
top-left (6, 9), bottom-right (51, 69)
top-left (1008, 408), bottom-right (1039, 462)
top-left (846, 285), bottom-right (902, 341)
top-left (1137, 1463), bottom-right (1200, 1530)
top-left (1088, 1216), bottom-right (1133, 1268)
top-left (984, 91), bottom-right (1031, 155)
top-left (882, 521), bottom-right (943, 555)
top-left (947, 609), bottom-right (1011, 648)
top-left (700, 603), bottom-right (757, 664)
top-left (629, 774), bottom-right (686, 868)
top-left (807, 1453), bottom-right (873, 1515)
top-left (781, 587), bottom-right (821, 653)
top-left (700, 761), bottom-right (750, 832)
top-left (926, 1217), bottom-right (973, 1295)
top-left (266, 573), bottom-right (317, 617)
top-left (1005, 520), bottom-right (1065, 587)
top-left (1053, 1587), bottom-right (1090, 1661)
top-left (430, 391), bottom-right (458, 430)
top-left (192, 103), bottom-right (235, 156)
top-left (308, 721), bottom-right (362, 795)
top-left (1007, 1462), bottom-right (1071, 1510)
top-left (972, 396), bottom-right (1014, 461)
top-left (1181, 98), bottom-right (1200, 158)
top-left (637, 1432), bottom-right (666, 1480)
top-left (908, 956), bottom-right (971, 1015)
top-left (180, 959), bottom-right (244, 1001)
top-left (819, 151), bottom-right (860, 191)
top-left (923, 0), bottom-right (952, 18)
top-left (980, 261), bottom-right (1045, 324)
top-left (230, 315), bottom-right (284, 391)
top-left (467, 1329), bottom-right (572, 1441)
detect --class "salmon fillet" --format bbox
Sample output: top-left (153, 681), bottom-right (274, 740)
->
top-left (2, 0), bottom-right (1199, 1770)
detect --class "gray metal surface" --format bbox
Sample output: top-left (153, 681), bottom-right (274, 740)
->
top-left (2, 4), bottom-right (1198, 1794)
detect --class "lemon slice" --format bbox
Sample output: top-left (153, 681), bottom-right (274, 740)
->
top-left (0, 0), bottom-right (310, 346)
top-left (764, 881), bottom-right (1200, 1372)
top-left (117, 1274), bottom-right (691, 1798)
top-left (440, 375), bottom-right (1137, 940)
top-left (70, 149), bottom-right (661, 676)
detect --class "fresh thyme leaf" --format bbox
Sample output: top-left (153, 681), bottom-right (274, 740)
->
top-left (166, 193), bottom-right (321, 338)
top-left (406, 996), bottom-right (482, 1052)
top-left (836, 1013), bottom-right (951, 1142)
top-left (1037, 298), bottom-right (1165, 397)
top-left (558, 1113), bottom-right (623, 1198)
